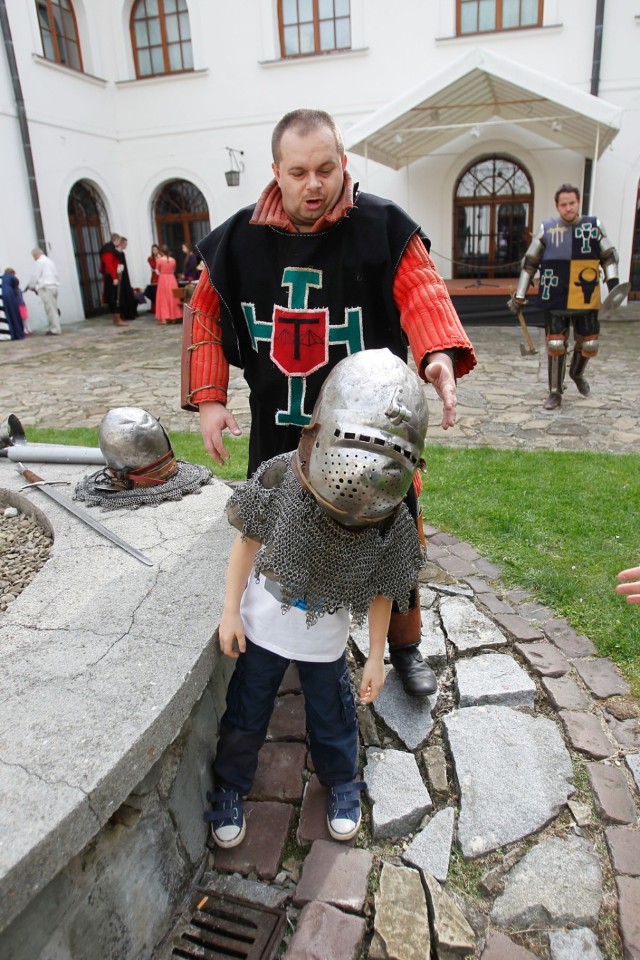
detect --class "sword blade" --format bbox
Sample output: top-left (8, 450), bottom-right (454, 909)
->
top-left (16, 463), bottom-right (153, 566)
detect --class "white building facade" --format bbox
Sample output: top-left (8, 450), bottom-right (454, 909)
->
top-left (1, 0), bottom-right (639, 327)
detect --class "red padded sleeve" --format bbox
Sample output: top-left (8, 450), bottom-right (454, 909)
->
top-left (186, 272), bottom-right (229, 406)
top-left (394, 235), bottom-right (476, 379)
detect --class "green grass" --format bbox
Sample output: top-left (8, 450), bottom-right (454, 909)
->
top-left (27, 428), bottom-right (640, 691)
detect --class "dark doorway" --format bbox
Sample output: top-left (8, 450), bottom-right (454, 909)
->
top-left (154, 179), bottom-right (210, 257)
top-left (68, 180), bottom-right (110, 315)
top-left (453, 156), bottom-right (533, 280)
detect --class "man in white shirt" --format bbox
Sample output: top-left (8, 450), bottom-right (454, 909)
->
top-left (26, 248), bottom-right (61, 335)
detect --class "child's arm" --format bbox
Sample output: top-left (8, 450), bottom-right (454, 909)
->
top-left (218, 533), bottom-right (260, 658)
top-left (359, 594), bottom-right (392, 704)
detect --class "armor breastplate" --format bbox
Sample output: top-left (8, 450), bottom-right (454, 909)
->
top-left (536, 216), bottom-right (602, 311)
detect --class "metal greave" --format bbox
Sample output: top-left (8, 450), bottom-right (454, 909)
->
top-left (548, 353), bottom-right (567, 395)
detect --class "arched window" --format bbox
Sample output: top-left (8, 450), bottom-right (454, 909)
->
top-left (453, 155), bottom-right (534, 280)
top-left (278, 0), bottom-right (351, 58)
top-left (131, 0), bottom-right (193, 79)
top-left (36, 0), bottom-right (83, 71)
top-left (68, 181), bottom-right (110, 316)
top-left (154, 180), bottom-right (210, 255)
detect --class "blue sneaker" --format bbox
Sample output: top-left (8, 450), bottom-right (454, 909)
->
top-left (204, 785), bottom-right (246, 848)
top-left (327, 780), bottom-right (366, 841)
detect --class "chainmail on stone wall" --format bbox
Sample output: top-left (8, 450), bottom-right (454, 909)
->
top-left (226, 454), bottom-right (424, 627)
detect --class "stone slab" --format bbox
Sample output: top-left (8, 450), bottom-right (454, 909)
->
top-left (573, 657), bottom-right (630, 699)
top-left (365, 748), bottom-right (432, 839)
top-left (213, 801), bottom-right (294, 880)
top-left (548, 927), bottom-right (603, 959)
top-left (420, 607), bottom-right (448, 667)
top-left (443, 705), bottom-right (573, 857)
top-left (402, 806), bottom-right (455, 882)
top-left (586, 763), bottom-right (638, 824)
top-left (278, 662), bottom-right (301, 695)
top-left (493, 613), bottom-right (543, 641)
top-left (422, 744), bottom-right (448, 799)
top-left (605, 713), bottom-right (640, 751)
top-left (293, 839), bottom-right (372, 913)
top-left (543, 620), bottom-right (596, 658)
top-left (616, 875), bottom-right (640, 960)
top-left (491, 835), bottom-right (602, 929)
top-left (542, 676), bottom-right (591, 711)
top-left (605, 827), bottom-right (640, 876)
top-left (515, 641), bottom-right (569, 677)
top-left (372, 667), bottom-right (437, 751)
top-left (558, 710), bottom-right (615, 759)
top-left (283, 901), bottom-right (365, 960)
top-left (422, 870), bottom-right (476, 957)
top-left (439, 595), bottom-right (507, 653)
top-left (455, 653), bottom-right (536, 708)
top-left (626, 753), bottom-right (640, 791)
top-left (369, 862), bottom-right (430, 960)
top-left (249, 742), bottom-right (307, 802)
top-left (481, 932), bottom-right (539, 959)
top-left (202, 870), bottom-right (289, 909)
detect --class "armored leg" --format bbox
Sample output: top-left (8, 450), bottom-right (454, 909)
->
top-left (544, 314), bottom-right (568, 409)
top-left (570, 312), bottom-right (599, 397)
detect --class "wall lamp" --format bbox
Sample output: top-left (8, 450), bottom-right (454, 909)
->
top-left (225, 147), bottom-right (245, 187)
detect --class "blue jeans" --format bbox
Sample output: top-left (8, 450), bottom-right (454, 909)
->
top-left (214, 637), bottom-right (358, 794)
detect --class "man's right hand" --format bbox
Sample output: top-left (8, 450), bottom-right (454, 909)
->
top-left (507, 294), bottom-right (526, 315)
top-left (199, 400), bottom-right (242, 465)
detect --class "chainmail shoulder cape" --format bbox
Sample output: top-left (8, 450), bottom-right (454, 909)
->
top-left (74, 460), bottom-right (212, 510)
top-left (226, 453), bottom-right (424, 627)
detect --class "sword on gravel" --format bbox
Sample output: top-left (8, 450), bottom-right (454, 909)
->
top-left (15, 462), bottom-right (153, 566)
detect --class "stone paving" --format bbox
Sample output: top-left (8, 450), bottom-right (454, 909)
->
top-left (2, 310), bottom-right (640, 959)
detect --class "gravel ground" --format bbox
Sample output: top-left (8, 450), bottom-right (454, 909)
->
top-left (0, 506), bottom-right (52, 612)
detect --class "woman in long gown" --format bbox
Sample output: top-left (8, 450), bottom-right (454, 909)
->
top-left (1, 268), bottom-right (25, 340)
top-left (154, 245), bottom-right (183, 324)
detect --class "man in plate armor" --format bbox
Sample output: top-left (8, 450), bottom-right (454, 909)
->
top-left (512, 183), bottom-right (619, 410)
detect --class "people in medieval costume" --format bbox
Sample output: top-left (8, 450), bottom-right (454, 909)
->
top-left (512, 182), bottom-right (620, 410)
top-left (180, 242), bottom-right (198, 281)
top-left (99, 233), bottom-right (127, 327)
top-left (181, 108), bottom-right (477, 699)
top-left (115, 237), bottom-right (138, 321)
top-left (144, 243), bottom-right (160, 314)
top-left (1, 268), bottom-right (25, 340)
top-left (205, 350), bottom-right (428, 849)
top-left (154, 245), bottom-right (183, 324)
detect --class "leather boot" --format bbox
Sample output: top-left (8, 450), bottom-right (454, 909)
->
top-left (389, 642), bottom-right (438, 697)
top-left (543, 392), bottom-right (561, 410)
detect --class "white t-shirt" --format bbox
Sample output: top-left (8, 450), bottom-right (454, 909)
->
top-left (240, 572), bottom-right (350, 662)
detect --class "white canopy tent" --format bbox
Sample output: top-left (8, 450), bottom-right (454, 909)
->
top-left (344, 48), bottom-right (622, 212)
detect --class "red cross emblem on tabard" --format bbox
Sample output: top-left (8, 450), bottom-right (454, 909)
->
top-left (271, 306), bottom-right (329, 376)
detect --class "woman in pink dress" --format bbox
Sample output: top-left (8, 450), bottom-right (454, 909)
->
top-left (154, 245), bottom-right (183, 324)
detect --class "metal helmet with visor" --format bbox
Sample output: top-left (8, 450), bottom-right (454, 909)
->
top-left (295, 348), bottom-right (428, 527)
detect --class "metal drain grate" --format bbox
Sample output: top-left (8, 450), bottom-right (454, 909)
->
top-left (170, 892), bottom-right (286, 960)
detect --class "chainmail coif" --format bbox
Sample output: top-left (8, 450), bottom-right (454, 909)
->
top-left (226, 454), bottom-right (424, 628)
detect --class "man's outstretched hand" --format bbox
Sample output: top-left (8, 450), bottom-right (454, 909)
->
top-left (424, 356), bottom-right (457, 429)
top-left (199, 401), bottom-right (242, 465)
